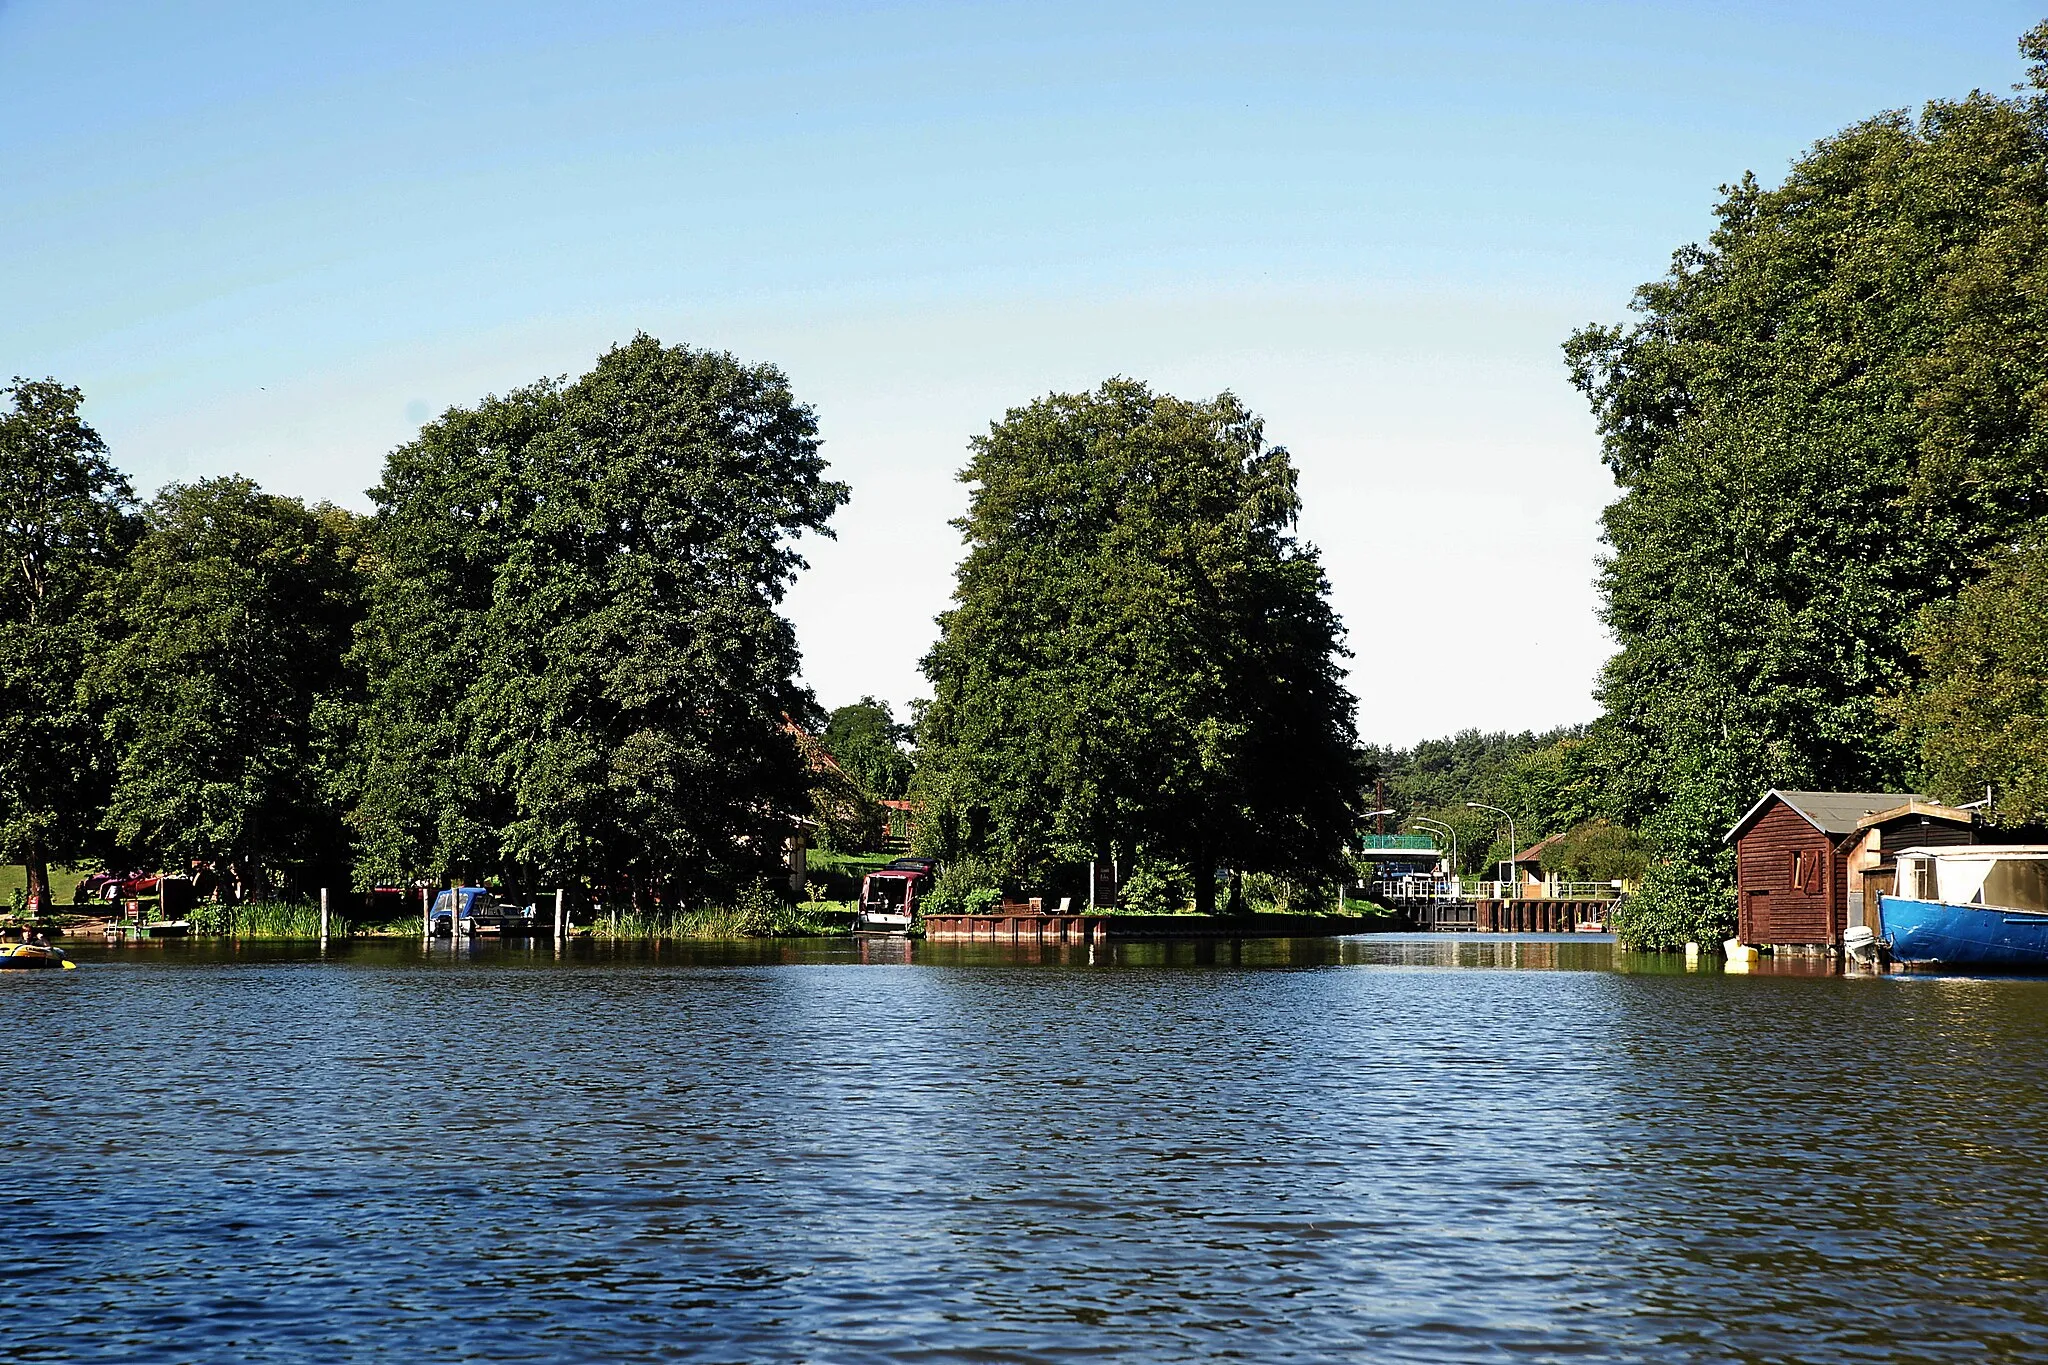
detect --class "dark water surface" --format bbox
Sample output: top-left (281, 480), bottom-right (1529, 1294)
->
top-left (4, 934), bottom-right (2045, 1362)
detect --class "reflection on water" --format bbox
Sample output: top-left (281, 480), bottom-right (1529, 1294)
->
top-left (7, 934), bottom-right (2048, 1362)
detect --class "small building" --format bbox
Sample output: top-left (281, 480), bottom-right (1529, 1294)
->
top-left (1509, 833), bottom-right (1568, 895)
top-left (1725, 790), bottom-right (1922, 949)
top-left (1839, 799), bottom-right (1980, 930)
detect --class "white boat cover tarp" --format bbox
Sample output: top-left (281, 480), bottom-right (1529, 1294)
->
top-left (1928, 856), bottom-right (2048, 912)
top-left (1937, 858), bottom-right (1995, 906)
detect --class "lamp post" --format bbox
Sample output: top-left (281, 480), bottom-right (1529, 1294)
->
top-left (1466, 802), bottom-right (1517, 897)
top-left (1412, 816), bottom-right (1458, 879)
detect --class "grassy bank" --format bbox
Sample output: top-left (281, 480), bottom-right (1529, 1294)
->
top-left (191, 901), bottom-right (337, 938)
top-left (169, 898), bottom-right (858, 940)
top-left (3, 865), bottom-right (90, 909)
top-left (803, 850), bottom-right (896, 901)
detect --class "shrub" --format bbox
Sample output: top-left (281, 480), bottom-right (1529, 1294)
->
top-left (733, 878), bottom-right (789, 937)
top-left (1117, 860), bottom-right (1191, 914)
top-left (921, 856), bottom-right (1001, 916)
top-left (1610, 856), bottom-right (1733, 952)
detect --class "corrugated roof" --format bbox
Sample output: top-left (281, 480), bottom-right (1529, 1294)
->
top-left (1725, 789), bottom-right (1925, 843)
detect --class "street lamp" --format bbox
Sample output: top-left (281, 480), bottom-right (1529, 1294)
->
top-left (1412, 816), bottom-right (1457, 876)
top-left (1466, 802), bottom-right (1517, 895)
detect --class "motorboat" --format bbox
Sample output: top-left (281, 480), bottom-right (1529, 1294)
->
top-left (857, 858), bottom-right (936, 934)
top-left (1878, 846), bottom-right (2048, 969)
top-left (429, 887), bottom-right (556, 937)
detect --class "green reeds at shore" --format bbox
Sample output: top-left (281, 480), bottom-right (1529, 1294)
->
top-left (173, 898), bottom-right (855, 940)
top-left (191, 901), bottom-right (339, 938)
top-left (593, 901), bottom-right (851, 940)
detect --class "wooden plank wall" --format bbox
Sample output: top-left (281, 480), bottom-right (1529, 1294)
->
top-left (1735, 801), bottom-right (1843, 946)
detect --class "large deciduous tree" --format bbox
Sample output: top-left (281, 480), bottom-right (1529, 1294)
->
top-left (1888, 527), bottom-right (2048, 820)
top-left (822, 697), bottom-right (913, 801)
top-left (347, 335), bottom-right (847, 904)
top-left (0, 379), bottom-right (137, 910)
top-left (914, 379), bottom-right (1360, 912)
top-left (1566, 30), bottom-right (2048, 948)
top-left (89, 478), bottom-right (366, 897)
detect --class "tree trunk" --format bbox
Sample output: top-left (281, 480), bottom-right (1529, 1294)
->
top-left (1194, 851), bottom-right (1217, 917)
top-left (25, 854), bottom-right (51, 915)
top-left (1226, 870), bottom-right (1244, 917)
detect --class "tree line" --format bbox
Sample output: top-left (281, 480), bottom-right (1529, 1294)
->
top-left (1565, 20), bottom-right (2048, 948)
top-left (2, 336), bottom-right (847, 911)
top-left (3, 350), bottom-right (1365, 914)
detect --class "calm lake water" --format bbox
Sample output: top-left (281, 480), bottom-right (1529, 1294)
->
top-left (4, 934), bottom-right (2045, 1362)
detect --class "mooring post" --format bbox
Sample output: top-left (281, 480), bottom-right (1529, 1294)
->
top-left (319, 886), bottom-right (329, 947)
top-left (554, 887), bottom-right (565, 947)
top-left (421, 884), bottom-right (430, 942)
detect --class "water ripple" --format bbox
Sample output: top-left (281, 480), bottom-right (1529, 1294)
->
top-left (3, 938), bottom-right (2046, 1361)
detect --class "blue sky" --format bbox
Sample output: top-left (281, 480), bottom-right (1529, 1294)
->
top-left (4, 1), bottom-right (2040, 742)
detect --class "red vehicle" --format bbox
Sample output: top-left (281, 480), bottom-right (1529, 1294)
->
top-left (858, 858), bottom-right (936, 933)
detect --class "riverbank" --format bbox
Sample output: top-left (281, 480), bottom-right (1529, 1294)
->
top-left (51, 899), bottom-right (861, 942)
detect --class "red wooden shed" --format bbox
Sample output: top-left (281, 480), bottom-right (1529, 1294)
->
top-left (1725, 790), bottom-right (1921, 948)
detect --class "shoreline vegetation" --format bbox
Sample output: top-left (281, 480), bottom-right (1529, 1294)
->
top-left (13, 29), bottom-right (2048, 950)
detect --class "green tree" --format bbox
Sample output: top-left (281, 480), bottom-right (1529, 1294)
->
top-left (0, 379), bottom-right (137, 910)
top-left (914, 379), bottom-right (1360, 912)
top-left (89, 478), bottom-right (365, 896)
top-left (1565, 30), bottom-right (2048, 947)
top-left (1548, 819), bottom-right (1650, 884)
top-left (821, 697), bottom-right (913, 800)
top-left (346, 335), bottom-right (847, 904)
top-left (789, 720), bottom-right (887, 852)
top-left (1888, 526), bottom-right (2048, 820)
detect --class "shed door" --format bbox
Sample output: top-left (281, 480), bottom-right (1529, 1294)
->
top-left (1743, 888), bottom-right (1769, 944)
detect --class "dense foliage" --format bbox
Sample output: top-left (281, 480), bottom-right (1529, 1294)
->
top-left (821, 698), bottom-right (913, 801)
top-left (914, 379), bottom-right (1360, 912)
top-left (344, 335), bottom-right (847, 904)
top-left (1363, 726), bottom-right (1604, 874)
top-left (1890, 527), bottom-right (2048, 820)
top-left (790, 720), bottom-right (887, 852)
top-left (0, 379), bottom-right (138, 909)
top-left (88, 478), bottom-right (365, 897)
top-left (1567, 29), bottom-right (2048, 948)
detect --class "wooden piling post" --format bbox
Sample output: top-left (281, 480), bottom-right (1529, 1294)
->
top-left (554, 887), bottom-right (565, 947)
top-left (319, 887), bottom-right (329, 947)
top-left (421, 884), bottom-right (430, 941)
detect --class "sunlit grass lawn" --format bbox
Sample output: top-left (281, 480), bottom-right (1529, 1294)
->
top-left (1, 865), bottom-right (90, 909)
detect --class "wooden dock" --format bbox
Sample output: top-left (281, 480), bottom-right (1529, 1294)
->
top-left (922, 911), bottom-right (1375, 943)
top-left (1409, 899), bottom-right (1612, 933)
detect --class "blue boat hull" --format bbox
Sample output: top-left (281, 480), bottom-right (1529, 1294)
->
top-left (1879, 895), bottom-right (2048, 970)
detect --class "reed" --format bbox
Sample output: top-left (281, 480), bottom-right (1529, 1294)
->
top-left (594, 901), bottom-right (850, 940)
top-left (191, 901), bottom-right (342, 939)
